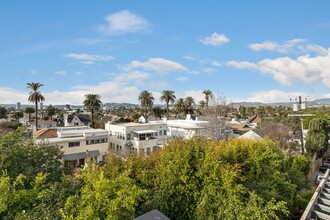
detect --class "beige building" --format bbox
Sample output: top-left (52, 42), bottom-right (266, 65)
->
top-left (35, 126), bottom-right (109, 167)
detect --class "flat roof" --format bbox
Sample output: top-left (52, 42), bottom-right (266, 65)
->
top-left (132, 129), bottom-right (158, 134)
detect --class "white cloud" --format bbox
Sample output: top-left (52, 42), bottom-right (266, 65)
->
top-left (29, 69), bottom-right (38, 75)
top-left (200, 32), bottom-right (230, 46)
top-left (212, 60), bottom-right (221, 67)
top-left (55, 70), bottom-right (67, 76)
top-left (0, 87), bottom-right (28, 104)
top-left (245, 90), bottom-right (308, 103)
top-left (175, 77), bottom-right (188, 82)
top-left (63, 53), bottom-right (114, 64)
top-left (202, 67), bottom-right (215, 74)
top-left (114, 71), bottom-right (150, 82)
top-left (249, 38), bottom-right (306, 53)
top-left (228, 50), bottom-right (330, 88)
top-left (99, 10), bottom-right (150, 35)
top-left (226, 61), bottom-right (258, 69)
top-left (124, 58), bottom-right (188, 73)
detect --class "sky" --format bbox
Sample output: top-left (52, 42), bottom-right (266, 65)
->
top-left (1, 0), bottom-right (330, 105)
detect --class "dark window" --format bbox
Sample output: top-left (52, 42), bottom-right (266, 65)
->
top-left (69, 142), bottom-right (80, 147)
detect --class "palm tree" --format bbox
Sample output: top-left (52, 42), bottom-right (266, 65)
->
top-left (27, 82), bottom-right (45, 131)
top-left (138, 90), bottom-right (154, 122)
top-left (83, 94), bottom-right (102, 128)
top-left (202, 89), bottom-right (213, 108)
top-left (24, 107), bottom-right (35, 122)
top-left (152, 106), bottom-right (163, 120)
top-left (174, 98), bottom-right (185, 117)
top-left (185, 96), bottom-right (195, 114)
top-left (160, 90), bottom-right (176, 119)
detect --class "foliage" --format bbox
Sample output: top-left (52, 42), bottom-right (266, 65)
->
top-left (0, 107), bottom-right (8, 119)
top-left (160, 90), bottom-right (176, 118)
top-left (83, 94), bottom-right (102, 128)
top-left (46, 104), bottom-right (57, 120)
top-left (305, 118), bottom-right (329, 154)
top-left (0, 128), bottom-right (311, 219)
top-left (138, 90), bottom-right (154, 121)
top-left (202, 89), bottom-right (213, 108)
top-left (27, 82), bottom-right (45, 131)
top-left (12, 111), bottom-right (24, 120)
top-left (0, 127), bottom-right (64, 183)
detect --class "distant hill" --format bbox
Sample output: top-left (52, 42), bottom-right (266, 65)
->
top-left (312, 98), bottom-right (330, 104)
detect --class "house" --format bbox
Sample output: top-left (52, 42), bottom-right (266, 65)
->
top-left (30, 119), bottom-right (57, 133)
top-left (166, 114), bottom-right (208, 139)
top-left (105, 121), bottom-right (168, 155)
top-left (35, 126), bottom-right (109, 168)
top-left (64, 114), bottom-right (92, 127)
top-left (238, 129), bottom-right (264, 140)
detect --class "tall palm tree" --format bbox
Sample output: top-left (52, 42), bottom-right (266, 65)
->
top-left (138, 90), bottom-right (154, 122)
top-left (83, 94), bottom-right (102, 128)
top-left (185, 96), bottom-right (195, 114)
top-left (27, 82), bottom-right (45, 131)
top-left (24, 107), bottom-right (35, 122)
top-left (202, 89), bottom-right (213, 108)
top-left (160, 90), bottom-right (176, 119)
top-left (174, 98), bottom-right (185, 117)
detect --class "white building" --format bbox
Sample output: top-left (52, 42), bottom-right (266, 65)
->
top-left (105, 121), bottom-right (168, 155)
top-left (166, 114), bottom-right (208, 139)
top-left (35, 126), bottom-right (109, 167)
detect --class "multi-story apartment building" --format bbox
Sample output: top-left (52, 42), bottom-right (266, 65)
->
top-left (105, 121), bottom-right (168, 155)
top-left (35, 126), bottom-right (109, 167)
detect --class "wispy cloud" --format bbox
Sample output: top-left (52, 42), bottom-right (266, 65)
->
top-left (299, 44), bottom-right (329, 55)
top-left (226, 61), bottom-right (257, 69)
top-left (200, 32), bottom-right (230, 46)
top-left (124, 58), bottom-right (188, 74)
top-left (99, 10), bottom-right (151, 35)
top-left (55, 70), bottom-right (67, 76)
top-left (63, 53), bottom-right (114, 64)
top-left (248, 38), bottom-right (306, 53)
top-left (175, 76), bottom-right (188, 82)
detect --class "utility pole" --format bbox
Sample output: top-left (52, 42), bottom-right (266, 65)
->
top-left (288, 96), bottom-right (314, 155)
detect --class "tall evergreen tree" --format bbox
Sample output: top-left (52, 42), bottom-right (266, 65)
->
top-left (138, 90), bottom-right (154, 122)
top-left (83, 94), bottom-right (102, 128)
top-left (160, 90), bottom-right (176, 119)
top-left (27, 82), bottom-right (45, 131)
top-left (202, 89), bottom-right (213, 108)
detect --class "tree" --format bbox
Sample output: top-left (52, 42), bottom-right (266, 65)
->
top-left (24, 107), bottom-right (35, 122)
top-left (305, 118), bottom-right (329, 154)
top-left (27, 82), bottom-right (45, 131)
top-left (202, 89), bottom-right (213, 108)
top-left (138, 90), bottom-right (154, 122)
top-left (12, 111), bottom-right (23, 121)
top-left (160, 90), bottom-right (176, 119)
top-left (199, 96), bottom-right (229, 140)
top-left (83, 94), bottom-right (102, 128)
top-left (184, 96), bottom-right (195, 114)
top-left (46, 104), bottom-right (56, 121)
top-left (0, 107), bottom-right (7, 119)
top-left (152, 106), bottom-right (163, 120)
top-left (174, 98), bottom-right (186, 117)
top-left (258, 121), bottom-right (299, 156)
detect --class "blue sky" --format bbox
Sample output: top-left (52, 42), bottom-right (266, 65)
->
top-left (1, 0), bottom-right (330, 105)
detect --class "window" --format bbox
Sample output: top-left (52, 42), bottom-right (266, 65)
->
top-left (127, 133), bottom-right (131, 140)
top-left (163, 130), bottom-right (167, 135)
top-left (159, 130), bottom-right (163, 136)
top-left (69, 142), bottom-right (80, 147)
